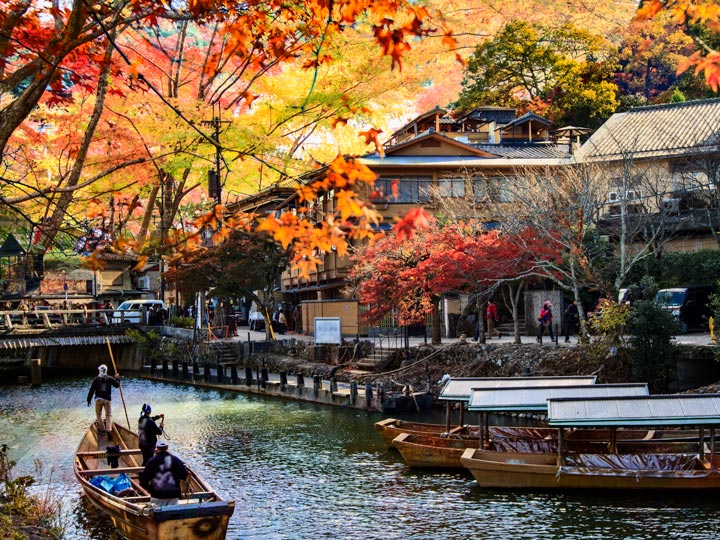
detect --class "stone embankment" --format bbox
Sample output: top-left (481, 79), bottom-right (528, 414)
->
top-left (252, 338), bottom-right (720, 398)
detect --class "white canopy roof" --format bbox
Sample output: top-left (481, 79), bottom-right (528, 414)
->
top-left (467, 384), bottom-right (648, 412)
top-left (548, 394), bottom-right (720, 427)
top-left (439, 376), bottom-right (597, 402)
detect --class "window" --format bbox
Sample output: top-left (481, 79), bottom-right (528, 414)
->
top-left (438, 178), bottom-right (466, 198)
top-left (473, 176), bottom-right (515, 202)
top-left (374, 176), bottom-right (433, 203)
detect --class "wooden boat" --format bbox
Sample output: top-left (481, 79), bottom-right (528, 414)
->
top-left (461, 394), bottom-right (720, 490)
top-left (74, 422), bottom-right (235, 540)
top-left (390, 426), bottom-right (682, 470)
top-left (392, 432), bottom-right (480, 468)
top-left (375, 418), bottom-right (479, 449)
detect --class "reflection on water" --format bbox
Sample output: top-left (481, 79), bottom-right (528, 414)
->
top-left (2, 376), bottom-right (720, 539)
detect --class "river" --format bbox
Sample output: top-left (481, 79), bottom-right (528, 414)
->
top-left (2, 376), bottom-right (719, 540)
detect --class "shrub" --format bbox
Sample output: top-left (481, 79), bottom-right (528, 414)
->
top-left (626, 297), bottom-right (679, 392)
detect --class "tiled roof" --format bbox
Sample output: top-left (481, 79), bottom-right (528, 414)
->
top-left (473, 143), bottom-right (570, 159)
top-left (577, 98), bottom-right (720, 161)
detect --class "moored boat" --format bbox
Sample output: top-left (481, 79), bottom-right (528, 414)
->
top-left (74, 422), bottom-right (234, 540)
top-left (375, 418), bottom-right (478, 449)
top-left (461, 394), bottom-right (720, 490)
top-left (392, 432), bottom-right (481, 469)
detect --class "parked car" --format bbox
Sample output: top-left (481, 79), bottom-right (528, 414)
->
top-left (654, 286), bottom-right (714, 334)
top-left (248, 310), bottom-right (265, 331)
top-left (111, 299), bottom-right (165, 324)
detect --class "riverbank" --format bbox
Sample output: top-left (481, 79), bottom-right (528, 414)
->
top-left (0, 445), bottom-right (63, 540)
top-left (250, 337), bottom-right (720, 398)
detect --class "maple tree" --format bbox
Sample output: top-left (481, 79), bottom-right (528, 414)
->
top-left (1, 0), bottom-right (455, 282)
top-left (637, 0), bottom-right (720, 90)
top-left (164, 228), bottom-right (289, 339)
top-left (434, 223), bottom-right (557, 343)
top-left (615, 13), bottom-right (697, 100)
top-left (348, 219), bottom-right (461, 344)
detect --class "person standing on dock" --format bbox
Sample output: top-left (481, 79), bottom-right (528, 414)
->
top-left (138, 403), bottom-right (165, 465)
top-left (86, 364), bottom-right (120, 434)
top-left (140, 441), bottom-right (188, 507)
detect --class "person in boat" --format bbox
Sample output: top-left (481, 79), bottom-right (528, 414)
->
top-left (138, 403), bottom-right (165, 465)
top-left (139, 441), bottom-right (188, 507)
top-left (86, 364), bottom-right (120, 434)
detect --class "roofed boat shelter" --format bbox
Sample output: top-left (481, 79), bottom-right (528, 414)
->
top-left (438, 375), bottom-right (598, 432)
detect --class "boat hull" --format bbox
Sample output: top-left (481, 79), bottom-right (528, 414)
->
top-left (393, 432), bottom-right (479, 469)
top-left (461, 448), bottom-right (720, 490)
top-left (375, 418), bottom-right (478, 449)
top-left (74, 423), bottom-right (234, 540)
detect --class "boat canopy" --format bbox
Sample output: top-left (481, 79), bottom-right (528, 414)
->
top-left (439, 375), bottom-right (597, 402)
top-left (467, 384), bottom-right (648, 412)
top-left (548, 394), bottom-right (720, 427)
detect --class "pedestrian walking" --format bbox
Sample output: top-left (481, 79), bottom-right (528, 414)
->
top-left (564, 300), bottom-right (580, 343)
top-left (537, 301), bottom-right (554, 344)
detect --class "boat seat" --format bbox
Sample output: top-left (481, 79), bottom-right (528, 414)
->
top-left (78, 466), bottom-right (145, 477)
top-left (124, 492), bottom-right (215, 503)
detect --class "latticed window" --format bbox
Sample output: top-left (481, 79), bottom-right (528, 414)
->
top-left (438, 177), bottom-right (466, 198)
top-left (374, 176), bottom-right (433, 203)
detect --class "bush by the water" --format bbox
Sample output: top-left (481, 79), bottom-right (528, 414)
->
top-left (0, 444), bottom-right (63, 540)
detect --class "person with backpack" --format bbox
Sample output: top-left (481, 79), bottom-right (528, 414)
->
top-left (537, 301), bottom-right (554, 344)
top-left (86, 364), bottom-right (120, 434)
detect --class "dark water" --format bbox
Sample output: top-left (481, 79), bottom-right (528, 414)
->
top-left (2, 377), bottom-right (720, 540)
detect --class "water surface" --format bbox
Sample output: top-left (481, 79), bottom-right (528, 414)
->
top-left (1, 377), bottom-right (718, 539)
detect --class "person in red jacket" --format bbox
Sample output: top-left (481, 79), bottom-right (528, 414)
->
top-left (537, 301), bottom-right (554, 344)
top-left (486, 300), bottom-right (501, 339)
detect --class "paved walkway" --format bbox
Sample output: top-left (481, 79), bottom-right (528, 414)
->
top-left (225, 328), bottom-right (715, 348)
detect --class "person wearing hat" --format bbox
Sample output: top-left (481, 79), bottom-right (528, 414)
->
top-left (139, 441), bottom-right (188, 507)
top-left (537, 300), bottom-right (555, 344)
top-left (138, 403), bottom-right (165, 465)
top-left (86, 364), bottom-right (120, 434)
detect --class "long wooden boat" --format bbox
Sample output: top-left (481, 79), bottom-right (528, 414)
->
top-left (74, 422), bottom-right (234, 540)
top-left (391, 426), bottom-right (694, 470)
top-left (375, 418), bottom-right (479, 449)
top-left (461, 394), bottom-right (720, 490)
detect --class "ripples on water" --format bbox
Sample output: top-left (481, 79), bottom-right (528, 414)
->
top-left (1, 377), bottom-right (719, 540)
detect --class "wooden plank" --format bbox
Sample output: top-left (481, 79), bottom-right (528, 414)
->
top-left (77, 449), bottom-right (143, 457)
top-left (78, 466), bottom-right (145, 477)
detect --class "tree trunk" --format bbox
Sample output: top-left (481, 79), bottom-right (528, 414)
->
top-left (431, 296), bottom-right (441, 345)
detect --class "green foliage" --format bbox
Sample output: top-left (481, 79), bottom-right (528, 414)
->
top-left (171, 316), bottom-right (194, 329)
top-left (626, 284), bottom-right (679, 392)
top-left (588, 298), bottom-right (630, 346)
top-left (456, 21), bottom-right (618, 126)
top-left (624, 250), bottom-right (720, 288)
top-left (127, 329), bottom-right (163, 362)
top-left (670, 88), bottom-right (686, 102)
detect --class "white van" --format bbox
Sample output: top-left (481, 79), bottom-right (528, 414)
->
top-left (112, 299), bottom-right (165, 324)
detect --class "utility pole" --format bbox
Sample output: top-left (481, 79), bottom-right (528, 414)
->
top-left (159, 173), bottom-right (165, 303)
top-left (202, 104), bottom-right (229, 209)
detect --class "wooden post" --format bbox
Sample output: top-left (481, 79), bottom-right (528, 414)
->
top-left (557, 428), bottom-right (564, 466)
top-left (30, 358), bottom-right (41, 386)
top-left (445, 402), bottom-right (451, 433)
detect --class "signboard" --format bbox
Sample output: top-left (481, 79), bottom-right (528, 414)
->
top-left (314, 317), bottom-right (342, 344)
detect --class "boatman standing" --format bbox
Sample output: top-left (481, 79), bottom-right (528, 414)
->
top-left (86, 364), bottom-right (120, 434)
top-left (138, 403), bottom-right (165, 465)
top-left (140, 441), bottom-right (188, 507)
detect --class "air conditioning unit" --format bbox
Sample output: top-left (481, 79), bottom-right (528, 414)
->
top-left (137, 276), bottom-right (150, 290)
top-left (662, 198), bottom-right (681, 213)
